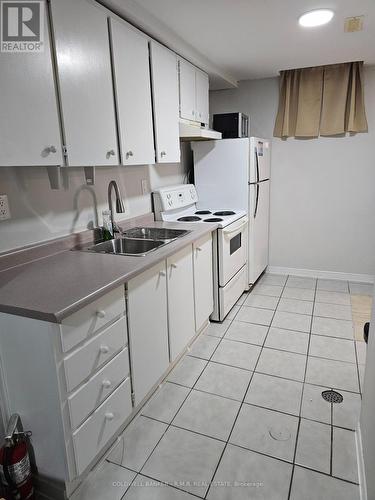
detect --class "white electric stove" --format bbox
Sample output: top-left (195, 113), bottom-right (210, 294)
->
top-left (153, 184), bottom-right (248, 321)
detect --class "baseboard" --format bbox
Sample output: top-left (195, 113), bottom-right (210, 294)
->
top-left (356, 424), bottom-right (368, 500)
top-left (267, 266), bottom-right (374, 284)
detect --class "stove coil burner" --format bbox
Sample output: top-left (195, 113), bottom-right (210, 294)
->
top-left (204, 218), bottom-right (223, 222)
top-left (177, 216), bottom-right (202, 222)
top-left (214, 211), bottom-right (236, 216)
top-left (195, 210), bottom-right (212, 215)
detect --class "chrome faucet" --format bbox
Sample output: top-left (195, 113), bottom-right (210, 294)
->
top-left (107, 180), bottom-right (125, 234)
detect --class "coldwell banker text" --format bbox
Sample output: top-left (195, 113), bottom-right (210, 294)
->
top-left (1, 0), bottom-right (44, 52)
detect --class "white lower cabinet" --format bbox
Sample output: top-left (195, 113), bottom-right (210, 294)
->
top-left (127, 260), bottom-right (170, 406)
top-left (193, 233), bottom-right (214, 332)
top-left (0, 235), bottom-right (214, 497)
top-left (72, 377), bottom-right (132, 475)
top-left (167, 246), bottom-right (195, 361)
top-left (68, 348), bottom-right (130, 430)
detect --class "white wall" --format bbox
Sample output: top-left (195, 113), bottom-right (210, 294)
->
top-left (210, 67), bottom-right (375, 277)
top-left (0, 144), bottom-right (190, 253)
top-left (360, 286), bottom-right (375, 500)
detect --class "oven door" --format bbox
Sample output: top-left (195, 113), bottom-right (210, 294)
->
top-left (218, 216), bottom-right (248, 287)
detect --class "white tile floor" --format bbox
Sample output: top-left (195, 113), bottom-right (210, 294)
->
top-left (73, 274), bottom-right (370, 500)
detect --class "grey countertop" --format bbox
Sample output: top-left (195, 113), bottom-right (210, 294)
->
top-left (0, 221), bottom-right (217, 323)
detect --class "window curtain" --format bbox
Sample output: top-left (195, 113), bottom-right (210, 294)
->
top-left (273, 61), bottom-right (368, 139)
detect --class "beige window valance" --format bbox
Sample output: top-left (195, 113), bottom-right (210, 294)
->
top-left (274, 61), bottom-right (368, 139)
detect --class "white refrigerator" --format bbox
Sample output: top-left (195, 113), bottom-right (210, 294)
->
top-left (192, 137), bottom-right (271, 285)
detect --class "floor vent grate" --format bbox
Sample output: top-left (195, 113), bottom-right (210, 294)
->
top-left (321, 390), bottom-right (343, 404)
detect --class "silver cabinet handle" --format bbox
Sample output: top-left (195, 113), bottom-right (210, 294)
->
top-left (126, 151), bottom-right (133, 159)
top-left (99, 345), bottom-right (109, 354)
top-left (96, 310), bottom-right (106, 319)
top-left (196, 247), bottom-right (202, 252)
top-left (105, 412), bottom-right (114, 421)
top-left (159, 270), bottom-right (166, 277)
top-left (160, 151), bottom-right (166, 157)
top-left (102, 380), bottom-right (112, 389)
top-left (49, 145), bottom-right (57, 153)
top-left (107, 150), bottom-right (116, 158)
top-left (171, 263), bottom-right (177, 269)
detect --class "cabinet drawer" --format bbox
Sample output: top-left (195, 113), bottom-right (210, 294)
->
top-left (73, 378), bottom-right (132, 475)
top-left (68, 348), bottom-right (130, 430)
top-left (60, 287), bottom-right (125, 353)
top-left (64, 317), bottom-right (127, 392)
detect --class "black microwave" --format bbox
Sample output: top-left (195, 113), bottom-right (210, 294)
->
top-left (212, 112), bottom-right (249, 138)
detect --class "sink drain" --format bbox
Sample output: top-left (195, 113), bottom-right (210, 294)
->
top-left (321, 390), bottom-right (343, 404)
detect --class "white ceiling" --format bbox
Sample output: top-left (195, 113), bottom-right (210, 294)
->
top-left (105, 0), bottom-right (375, 85)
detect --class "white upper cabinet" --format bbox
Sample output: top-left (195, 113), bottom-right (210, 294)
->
top-left (195, 70), bottom-right (210, 125)
top-left (50, 0), bottom-right (119, 166)
top-left (179, 60), bottom-right (196, 121)
top-left (109, 19), bottom-right (155, 166)
top-left (0, 9), bottom-right (62, 167)
top-left (149, 41), bottom-right (180, 164)
top-left (178, 60), bottom-right (210, 125)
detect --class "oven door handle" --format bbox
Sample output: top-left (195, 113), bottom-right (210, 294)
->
top-left (221, 217), bottom-right (248, 235)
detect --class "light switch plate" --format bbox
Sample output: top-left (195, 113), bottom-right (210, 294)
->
top-left (0, 194), bottom-right (11, 220)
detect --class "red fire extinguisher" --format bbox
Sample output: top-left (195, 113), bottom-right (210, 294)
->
top-left (0, 414), bottom-right (34, 500)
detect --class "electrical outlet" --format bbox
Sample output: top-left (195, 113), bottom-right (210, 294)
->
top-left (141, 179), bottom-right (149, 195)
top-left (0, 194), bottom-right (11, 221)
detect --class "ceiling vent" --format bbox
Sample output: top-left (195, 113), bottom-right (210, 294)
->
top-left (344, 16), bottom-right (364, 32)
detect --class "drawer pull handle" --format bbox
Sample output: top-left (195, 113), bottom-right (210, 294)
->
top-left (96, 310), bottom-right (106, 319)
top-left (99, 345), bottom-right (110, 354)
top-left (159, 271), bottom-right (166, 277)
top-left (105, 412), bottom-right (114, 421)
top-left (196, 247), bottom-right (202, 252)
top-left (102, 379), bottom-right (112, 388)
top-left (171, 263), bottom-right (177, 269)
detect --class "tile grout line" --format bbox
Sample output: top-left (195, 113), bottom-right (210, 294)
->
top-left (121, 305), bottom-right (244, 499)
top-left (113, 276), bottom-right (362, 499)
top-left (159, 382), bottom-right (359, 431)
top-left (287, 275), bottom-right (318, 500)
top-left (202, 274), bottom-right (289, 500)
top-left (114, 312), bottom-right (242, 500)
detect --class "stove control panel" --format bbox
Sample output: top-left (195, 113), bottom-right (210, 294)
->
top-left (153, 184), bottom-right (198, 214)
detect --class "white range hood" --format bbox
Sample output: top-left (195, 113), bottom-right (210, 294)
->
top-left (179, 120), bottom-right (222, 141)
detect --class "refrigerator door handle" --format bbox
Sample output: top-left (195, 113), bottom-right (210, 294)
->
top-left (255, 148), bottom-right (260, 184)
top-left (254, 183), bottom-right (260, 218)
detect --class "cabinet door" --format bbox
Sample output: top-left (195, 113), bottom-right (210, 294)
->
top-left (167, 245), bottom-right (195, 361)
top-left (149, 41), bottom-right (180, 164)
top-left (127, 261), bottom-right (169, 406)
top-left (0, 8), bottom-right (62, 167)
top-left (109, 19), bottom-right (155, 166)
top-left (193, 233), bottom-right (213, 332)
top-left (196, 70), bottom-right (209, 125)
top-left (50, 0), bottom-right (119, 166)
top-left (179, 59), bottom-right (196, 121)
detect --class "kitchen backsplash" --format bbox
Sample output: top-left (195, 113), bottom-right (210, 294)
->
top-left (0, 143), bottom-right (191, 254)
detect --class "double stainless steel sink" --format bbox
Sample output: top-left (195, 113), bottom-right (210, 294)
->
top-left (77, 227), bottom-right (190, 257)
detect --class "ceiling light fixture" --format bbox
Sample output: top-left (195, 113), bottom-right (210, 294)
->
top-left (298, 9), bottom-right (334, 27)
